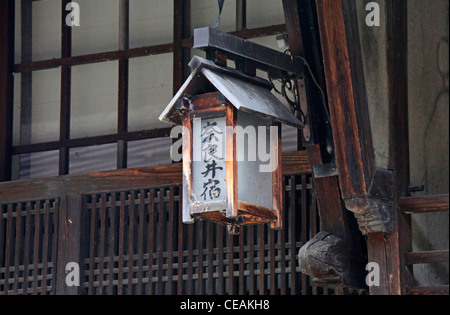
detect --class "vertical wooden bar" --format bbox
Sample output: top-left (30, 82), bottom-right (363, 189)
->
top-left (117, 0), bottom-right (129, 169)
top-left (32, 202), bottom-right (40, 294)
top-left (157, 188), bottom-right (165, 295)
top-left (259, 224), bottom-right (265, 295)
top-left (148, 189), bottom-right (155, 295)
top-left (127, 191), bottom-right (135, 295)
top-left (137, 190), bottom-right (145, 295)
top-left (289, 176), bottom-right (297, 295)
top-left (99, 194), bottom-right (107, 294)
top-left (236, 0), bottom-right (247, 31)
top-left (386, 0), bottom-right (411, 296)
top-left (269, 229), bottom-right (275, 295)
top-left (0, 0), bottom-right (15, 182)
top-left (177, 187), bottom-right (184, 295)
top-left (187, 224), bottom-right (194, 295)
top-left (56, 195), bottom-right (83, 295)
top-left (167, 187), bottom-right (174, 295)
top-left (301, 175), bottom-right (309, 295)
top-left (88, 195), bottom-right (97, 295)
top-left (19, 0), bottom-right (33, 179)
top-left (118, 192), bottom-right (126, 295)
top-left (108, 193), bottom-right (117, 295)
top-left (0, 205), bottom-right (5, 285)
top-left (206, 221), bottom-right (214, 295)
top-left (42, 200), bottom-right (50, 294)
top-left (227, 233), bottom-right (235, 295)
top-left (217, 224), bottom-right (224, 295)
top-left (13, 203), bottom-right (22, 294)
top-left (23, 201), bottom-right (32, 294)
top-left (238, 228), bottom-right (245, 294)
top-left (51, 199), bottom-right (59, 295)
top-left (197, 220), bottom-right (204, 295)
top-left (248, 225), bottom-right (255, 295)
top-left (59, 0), bottom-right (72, 175)
top-left (226, 106), bottom-right (238, 218)
top-left (4, 204), bottom-right (13, 294)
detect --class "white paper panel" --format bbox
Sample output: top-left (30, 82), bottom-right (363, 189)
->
top-left (130, 0), bottom-right (173, 48)
top-left (31, 68), bottom-right (61, 144)
top-left (246, 0), bottom-right (285, 29)
top-left (32, 0), bottom-right (61, 61)
top-left (71, 61), bottom-right (118, 138)
top-left (72, 0), bottom-right (119, 56)
top-left (128, 54), bottom-right (173, 131)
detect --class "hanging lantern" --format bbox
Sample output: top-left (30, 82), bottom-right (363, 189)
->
top-left (160, 56), bottom-right (303, 233)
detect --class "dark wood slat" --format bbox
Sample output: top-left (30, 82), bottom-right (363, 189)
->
top-left (23, 201), bottom-right (32, 294)
top-left (248, 225), bottom-right (255, 295)
top-left (399, 195), bottom-right (449, 214)
top-left (289, 176), bottom-right (297, 295)
top-left (99, 194), bottom-right (107, 294)
top-left (167, 187), bottom-right (174, 295)
top-left (177, 188), bottom-right (184, 295)
top-left (207, 221), bottom-right (214, 295)
top-left (41, 200), bottom-right (50, 294)
top-left (51, 199), bottom-right (59, 295)
top-left (0, 0), bottom-right (15, 182)
top-left (108, 193), bottom-right (118, 294)
top-left (405, 250), bottom-right (449, 265)
top-left (259, 224), bottom-right (265, 295)
top-left (12, 203), bottom-right (22, 294)
top-left (407, 285), bottom-right (449, 296)
top-left (269, 229), bottom-right (276, 295)
top-left (31, 202), bottom-right (40, 295)
top-left (187, 223), bottom-right (194, 295)
top-left (59, 0), bottom-right (73, 176)
top-left (238, 227), bottom-right (245, 295)
top-left (137, 190), bottom-right (145, 295)
top-left (4, 204), bottom-right (13, 294)
top-left (148, 189), bottom-right (155, 295)
top-left (217, 223), bottom-right (224, 295)
top-left (118, 192), bottom-right (126, 295)
top-left (300, 175), bottom-right (308, 295)
top-left (157, 189), bottom-right (165, 295)
top-left (88, 195), bottom-right (97, 295)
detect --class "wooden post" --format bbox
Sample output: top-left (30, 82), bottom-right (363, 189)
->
top-left (0, 0), bottom-right (15, 182)
top-left (56, 194), bottom-right (85, 295)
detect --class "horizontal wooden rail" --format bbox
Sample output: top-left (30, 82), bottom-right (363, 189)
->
top-left (12, 127), bottom-right (172, 155)
top-left (406, 285), bottom-right (449, 296)
top-left (399, 194), bottom-right (449, 214)
top-left (13, 24), bottom-right (286, 73)
top-left (405, 250), bottom-right (449, 265)
top-left (0, 151), bottom-right (312, 204)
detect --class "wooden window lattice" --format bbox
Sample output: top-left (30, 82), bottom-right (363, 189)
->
top-left (79, 175), bottom-right (317, 295)
top-left (0, 199), bottom-right (59, 295)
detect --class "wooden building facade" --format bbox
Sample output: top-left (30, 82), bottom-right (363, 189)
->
top-left (0, 0), bottom-right (448, 295)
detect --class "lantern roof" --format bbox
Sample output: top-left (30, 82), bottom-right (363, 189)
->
top-left (159, 56), bottom-right (304, 129)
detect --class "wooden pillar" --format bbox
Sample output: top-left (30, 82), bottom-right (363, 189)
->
top-left (0, 0), bottom-right (15, 182)
top-left (283, 0), bottom-right (367, 289)
top-left (59, 0), bottom-right (72, 175)
top-left (315, 0), bottom-right (411, 294)
top-left (117, 0), bottom-right (129, 169)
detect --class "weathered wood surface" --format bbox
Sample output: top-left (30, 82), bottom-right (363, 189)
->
top-left (0, 151), bottom-right (311, 204)
top-left (406, 285), bottom-right (449, 296)
top-left (404, 250), bottom-right (449, 265)
top-left (399, 194), bottom-right (449, 214)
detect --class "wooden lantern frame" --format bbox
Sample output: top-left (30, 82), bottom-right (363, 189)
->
top-left (181, 91), bottom-right (283, 231)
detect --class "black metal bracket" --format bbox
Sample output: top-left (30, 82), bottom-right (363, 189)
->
top-left (193, 27), bottom-right (305, 77)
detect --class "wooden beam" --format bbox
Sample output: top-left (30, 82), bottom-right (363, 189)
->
top-left (316, 0), bottom-right (375, 199)
top-left (0, 0), bottom-right (15, 182)
top-left (406, 285), bottom-right (449, 296)
top-left (399, 194), bottom-right (449, 214)
top-left (405, 250), bottom-right (449, 265)
top-left (0, 151), bottom-right (311, 204)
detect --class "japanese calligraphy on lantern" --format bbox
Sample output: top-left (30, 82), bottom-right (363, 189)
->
top-left (192, 117), bottom-right (227, 204)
